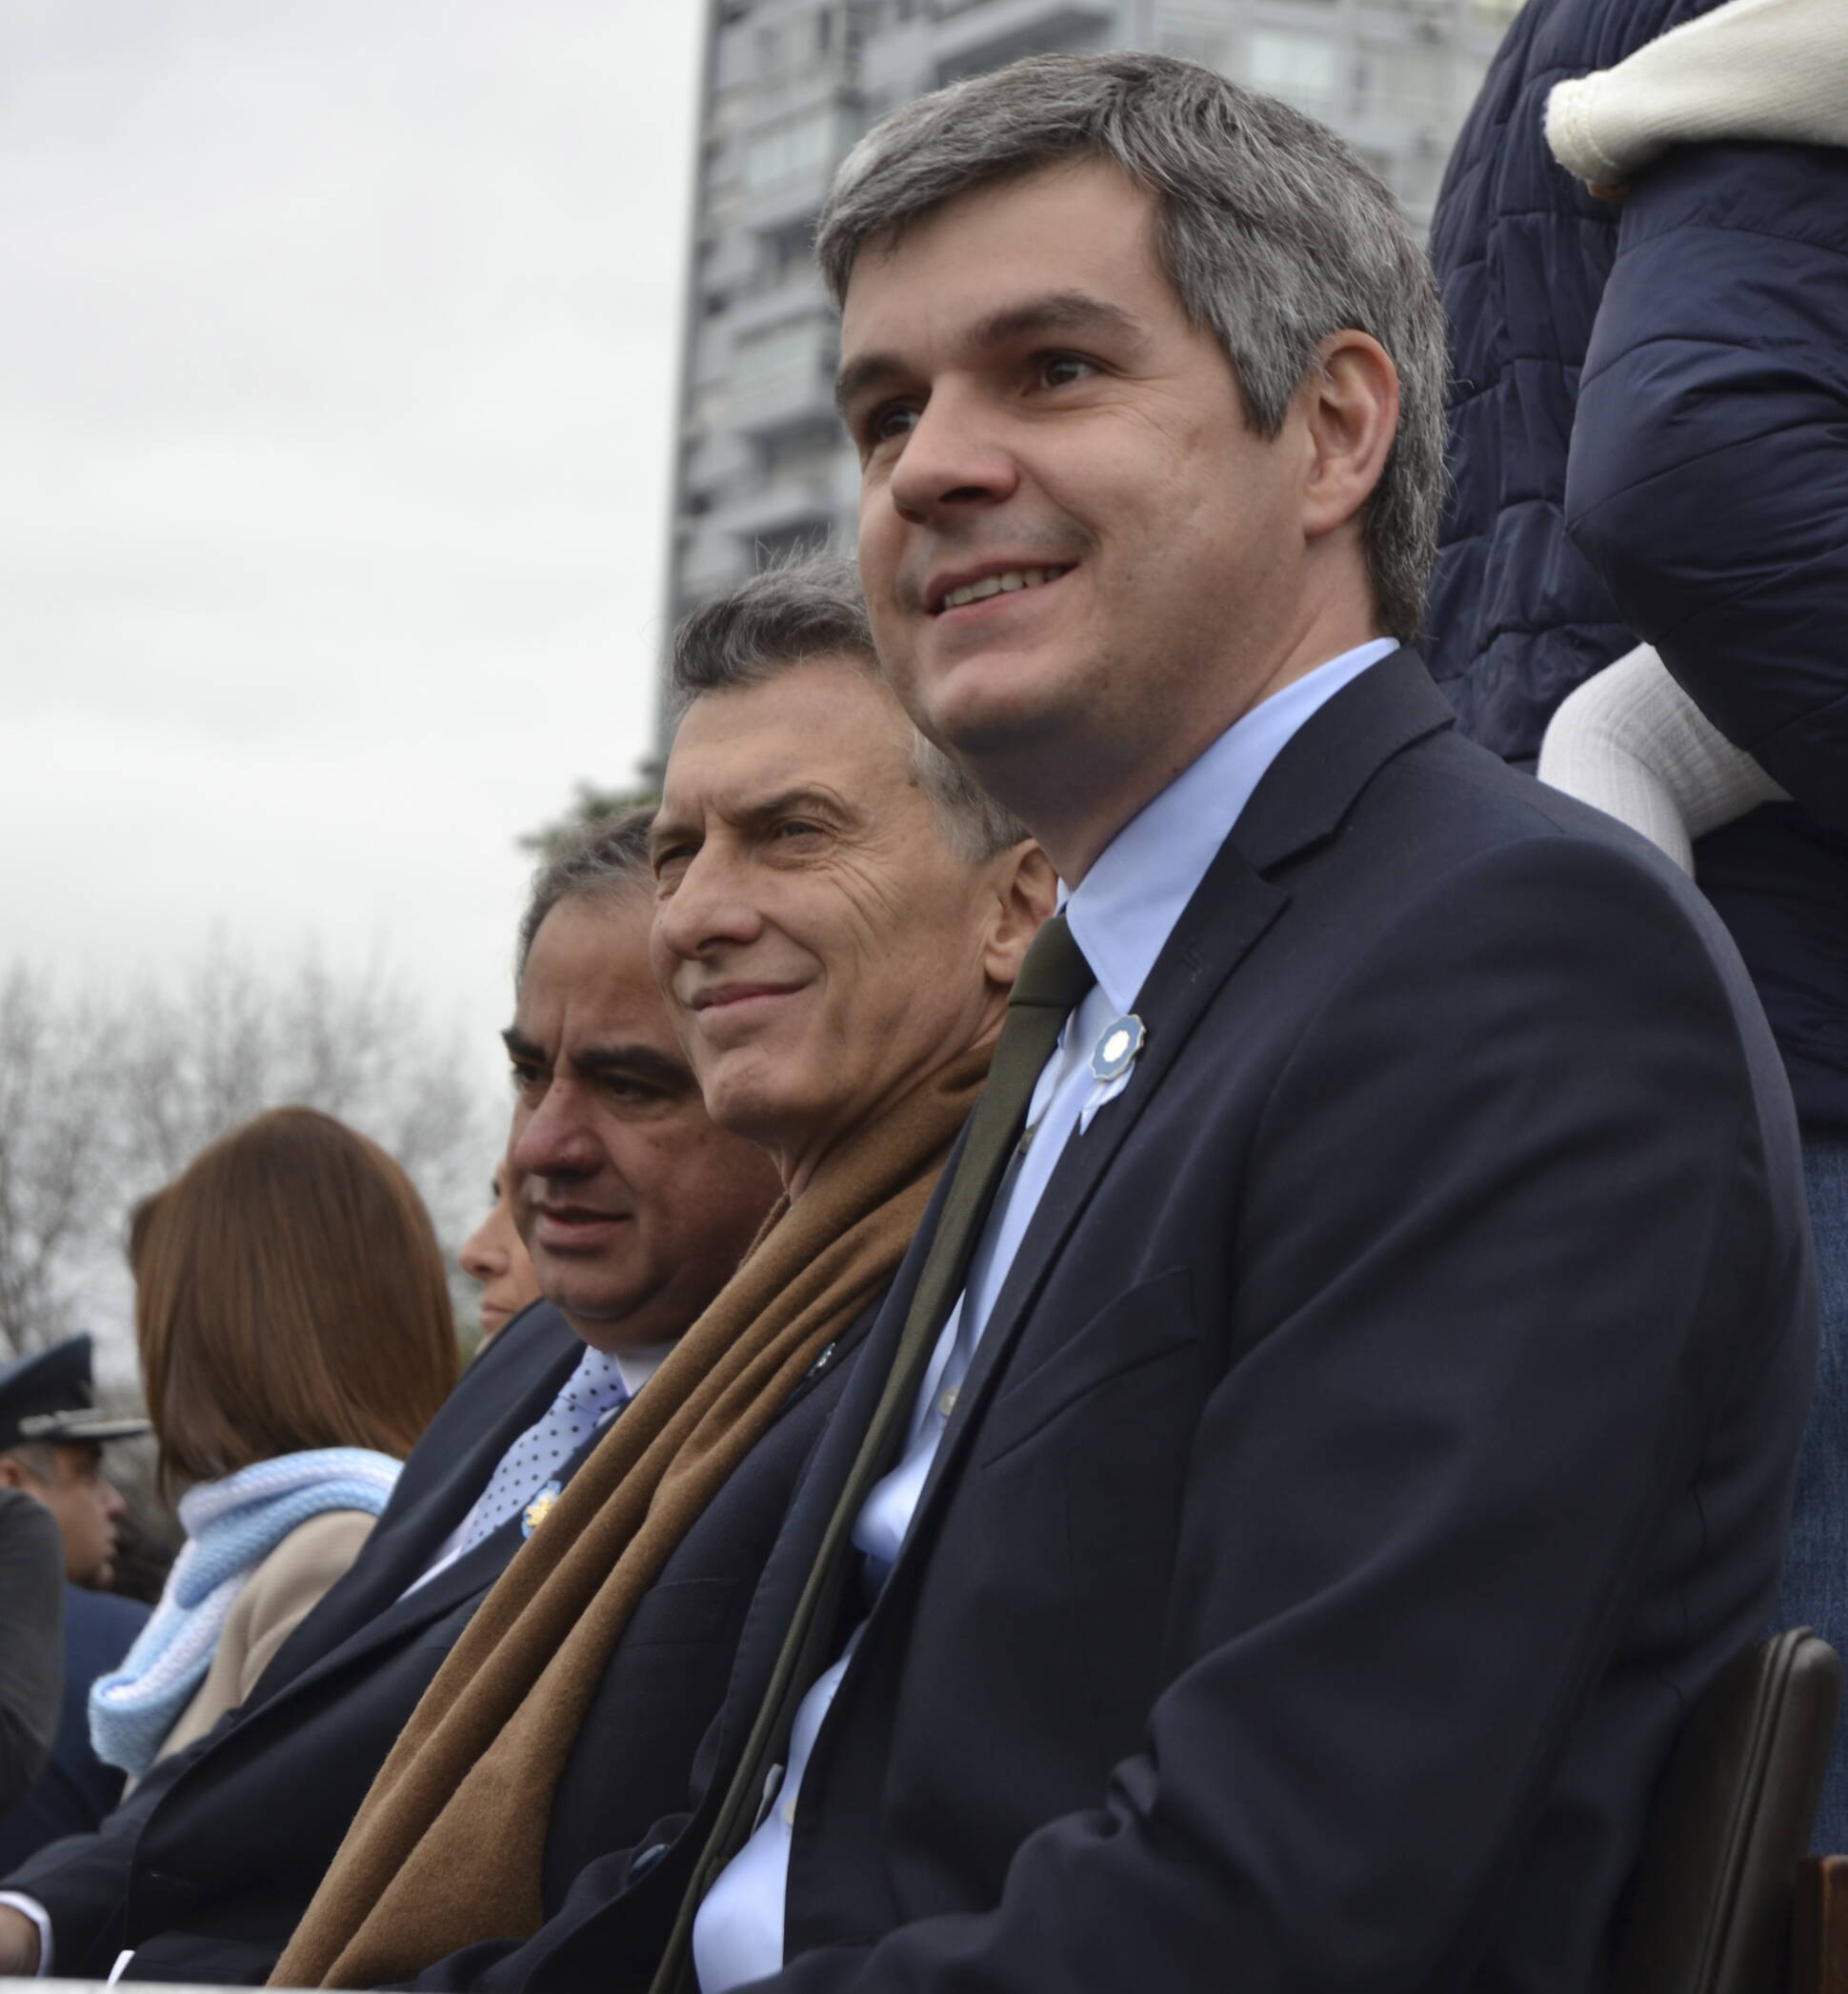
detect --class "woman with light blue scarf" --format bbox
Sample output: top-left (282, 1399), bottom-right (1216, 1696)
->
top-left (90, 1107), bottom-right (460, 1778)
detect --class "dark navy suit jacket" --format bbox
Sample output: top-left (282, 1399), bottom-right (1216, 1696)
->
top-left (473, 653), bottom-right (1815, 1994)
top-left (0, 1584), bottom-right (147, 1872)
top-left (1, 1300), bottom-right (868, 1987)
top-left (0, 1302), bottom-right (582, 1981)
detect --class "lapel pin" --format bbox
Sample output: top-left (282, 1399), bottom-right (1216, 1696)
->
top-left (522, 1479), bottom-right (563, 1539)
top-left (1090, 1014), bottom-right (1146, 1084)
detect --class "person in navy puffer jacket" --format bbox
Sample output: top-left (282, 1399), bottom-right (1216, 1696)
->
top-left (1429, 0), bottom-right (1848, 1849)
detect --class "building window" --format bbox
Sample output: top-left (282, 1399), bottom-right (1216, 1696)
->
top-left (1162, 30), bottom-right (1229, 70)
top-left (1247, 29), bottom-right (1342, 112)
top-left (745, 106), bottom-right (843, 193)
top-left (731, 318), bottom-right (828, 397)
top-left (758, 419), bottom-right (840, 477)
top-left (757, 214), bottom-right (820, 286)
top-left (1376, 44), bottom-right (1449, 123)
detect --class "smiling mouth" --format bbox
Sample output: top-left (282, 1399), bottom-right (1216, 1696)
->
top-left (691, 983), bottom-right (801, 1014)
top-left (934, 565), bottom-right (1074, 614)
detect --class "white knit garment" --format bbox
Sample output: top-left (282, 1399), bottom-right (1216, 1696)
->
top-left (90, 1447), bottom-right (401, 1776)
top-left (1537, 643), bottom-right (1787, 874)
top-left (1546, 0), bottom-right (1848, 189)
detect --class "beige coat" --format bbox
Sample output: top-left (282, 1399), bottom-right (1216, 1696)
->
top-left (151, 1509), bottom-right (377, 1765)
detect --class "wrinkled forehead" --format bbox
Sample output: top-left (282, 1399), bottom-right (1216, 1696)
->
top-left (660, 661), bottom-right (922, 823)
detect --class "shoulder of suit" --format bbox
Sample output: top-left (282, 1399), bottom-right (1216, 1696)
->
top-left (463, 1299), bottom-right (582, 1388)
top-left (64, 1579), bottom-right (151, 1642)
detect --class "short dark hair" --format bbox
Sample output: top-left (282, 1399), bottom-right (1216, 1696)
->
top-left (130, 1107), bottom-right (459, 1497)
top-left (516, 806), bottom-right (656, 984)
top-left (815, 51), bottom-right (1447, 641)
top-left (669, 554), bottom-right (1027, 862)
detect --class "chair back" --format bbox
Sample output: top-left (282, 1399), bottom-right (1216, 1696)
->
top-left (1613, 1628), bottom-right (1841, 1994)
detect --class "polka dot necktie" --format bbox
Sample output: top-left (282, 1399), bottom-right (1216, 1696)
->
top-left (452, 1345), bottom-right (632, 1558)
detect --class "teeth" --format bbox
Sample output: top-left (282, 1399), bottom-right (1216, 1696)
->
top-left (941, 566), bottom-right (1067, 611)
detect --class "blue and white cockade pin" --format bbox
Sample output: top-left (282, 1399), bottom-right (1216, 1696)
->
top-left (1090, 1014), bottom-right (1146, 1084)
top-left (522, 1480), bottom-right (563, 1539)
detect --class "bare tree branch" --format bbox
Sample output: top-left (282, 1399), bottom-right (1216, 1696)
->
top-left (0, 949), bottom-right (492, 1365)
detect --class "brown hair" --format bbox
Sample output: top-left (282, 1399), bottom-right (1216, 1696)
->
top-left (130, 1107), bottom-right (460, 1494)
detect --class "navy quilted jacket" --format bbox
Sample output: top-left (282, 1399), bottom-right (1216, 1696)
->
top-left (1429, 0), bottom-right (1848, 1133)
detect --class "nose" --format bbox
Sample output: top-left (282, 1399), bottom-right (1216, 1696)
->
top-left (511, 1078), bottom-right (603, 1182)
top-left (459, 1217), bottom-right (505, 1283)
top-left (653, 841), bottom-right (764, 967)
top-left (885, 385), bottom-right (1020, 527)
top-left (100, 1477), bottom-right (126, 1522)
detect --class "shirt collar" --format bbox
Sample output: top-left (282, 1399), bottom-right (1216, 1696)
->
top-left (1063, 638), bottom-right (1397, 1016)
top-left (563, 1338), bottom-right (678, 1407)
top-left (612, 1339), bottom-right (678, 1400)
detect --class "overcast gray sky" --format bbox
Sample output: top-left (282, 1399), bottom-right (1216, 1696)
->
top-left (1, 1), bottom-right (704, 1121)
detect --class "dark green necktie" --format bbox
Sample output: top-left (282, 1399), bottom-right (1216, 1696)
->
top-left (650, 914), bottom-right (1095, 1994)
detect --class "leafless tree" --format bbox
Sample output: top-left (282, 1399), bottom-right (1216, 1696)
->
top-left (0, 948), bottom-right (492, 1365)
top-left (0, 966), bottom-right (124, 1356)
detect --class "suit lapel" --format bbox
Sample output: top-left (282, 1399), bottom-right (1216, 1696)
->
top-left (687, 1296), bottom-right (900, 1783)
top-left (911, 854), bottom-right (1289, 1522)
top-left (1230, 646), bottom-right (1455, 873)
top-left (253, 1304), bottom-right (582, 1690)
top-left (909, 648), bottom-right (1454, 1526)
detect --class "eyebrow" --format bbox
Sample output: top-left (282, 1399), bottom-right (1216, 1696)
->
top-left (834, 290), bottom-right (1144, 416)
top-left (500, 1029), bottom-right (693, 1094)
top-left (651, 784), bottom-right (852, 858)
top-left (577, 1044), bottom-right (696, 1092)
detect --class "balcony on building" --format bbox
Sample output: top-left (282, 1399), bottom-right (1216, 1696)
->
top-left (931, 0), bottom-right (1114, 86)
top-left (736, 92), bottom-right (861, 233)
top-left (722, 314), bottom-right (840, 438)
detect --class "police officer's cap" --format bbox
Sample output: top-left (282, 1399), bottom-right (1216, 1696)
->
top-left (0, 1336), bottom-right (151, 1452)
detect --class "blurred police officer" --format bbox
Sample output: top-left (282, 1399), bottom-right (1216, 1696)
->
top-left (0, 1337), bottom-right (151, 1865)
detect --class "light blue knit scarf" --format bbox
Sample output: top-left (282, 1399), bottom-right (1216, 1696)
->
top-left (90, 1446), bottom-right (401, 1776)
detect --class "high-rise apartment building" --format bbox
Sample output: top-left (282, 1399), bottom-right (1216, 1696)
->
top-left (659, 0), bottom-right (1519, 753)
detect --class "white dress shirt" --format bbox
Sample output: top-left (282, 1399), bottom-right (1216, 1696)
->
top-left (693, 638), bottom-right (1396, 1992)
top-left (1, 1332), bottom-right (678, 1983)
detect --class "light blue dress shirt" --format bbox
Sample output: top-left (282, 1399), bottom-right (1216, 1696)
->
top-left (693, 638), bottom-right (1397, 1992)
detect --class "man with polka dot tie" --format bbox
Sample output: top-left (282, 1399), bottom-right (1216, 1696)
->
top-left (0, 812), bottom-right (814, 1987)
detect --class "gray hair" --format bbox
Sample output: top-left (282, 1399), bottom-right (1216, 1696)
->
top-left (669, 554), bottom-right (1027, 863)
top-left (516, 806), bottom-right (655, 983)
top-left (815, 51), bottom-right (1447, 642)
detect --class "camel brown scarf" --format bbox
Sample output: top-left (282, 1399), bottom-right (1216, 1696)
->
top-left (272, 1048), bottom-right (988, 1990)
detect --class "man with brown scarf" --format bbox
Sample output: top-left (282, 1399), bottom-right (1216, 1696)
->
top-left (0, 813), bottom-right (789, 1986)
top-left (272, 555), bottom-right (1053, 1991)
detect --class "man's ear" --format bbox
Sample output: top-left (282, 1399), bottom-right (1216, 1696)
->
top-left (0, 1457), bottom-right (32, 1492)
top-left (982, 841), bottom-right (1060, 991)
top-left (1299, 330), bottom-right (1400, 542)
